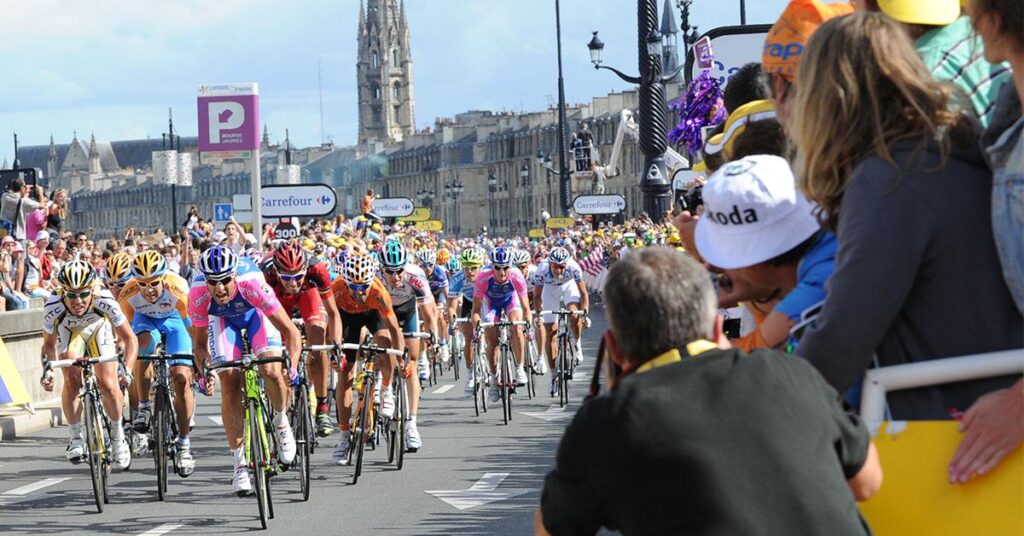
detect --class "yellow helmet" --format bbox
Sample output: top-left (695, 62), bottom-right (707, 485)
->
top-left (436, 249), bottom-right (451, 265)
top-left (105, 252), bottom-right (133, 284)
top-left (131, 250), bottom-right (167, 280)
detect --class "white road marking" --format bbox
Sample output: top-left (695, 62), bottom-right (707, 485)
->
top-left (521, 404), bottom-right (572, 422)
top-left (208, 416), bottom-right (223, 426)
top-left (0, 477), bottom-right (71, 506)
top-left (433, 384), bottom-right (455, 394)
top-left (426, 472), bottom-right (532, 510)
top-left (137, 523), bottom-right (183, 536)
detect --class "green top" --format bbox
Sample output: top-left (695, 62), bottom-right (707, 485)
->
top-left (915, 16), bottom-right (1012, 127)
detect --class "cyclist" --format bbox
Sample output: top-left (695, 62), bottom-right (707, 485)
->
top-left (379, 240), bottom-right (435, 452)
top-left (117, 251), bottom-right (196, 476)
top-left (262, 241), bottom-right (343, 438)
top-left (511, 248), bottom-right (545, 375)
top-left (445, 257), bottom-right (462, 284)
top-left (532, 246), bottom-right (589, 396)
top-left (471, 246), bottom-right (533, 403)
top-left (328, 252), bottom-right (406, 464)
top-left (188, 246), bottom-right (302, 496)
top-left (103, 252), bottom-right (134, 299)
top-left (40, 261), bottom-right (138, 469)
top-left (448, 247), bottom-right (484, 395)
top-left (416, 248), bottom-right (450, 363)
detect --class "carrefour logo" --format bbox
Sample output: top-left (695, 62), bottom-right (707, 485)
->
top-left (317, 195), bottom-right (331, 205)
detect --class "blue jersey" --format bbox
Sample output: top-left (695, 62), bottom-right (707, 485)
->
top-left (426, 264), bottom-right (449, 296)
top-left (447, 270), bottom-right (475, 301)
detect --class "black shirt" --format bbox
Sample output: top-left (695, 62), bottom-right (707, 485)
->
top-left (541, 348), bottom-right (872, 536)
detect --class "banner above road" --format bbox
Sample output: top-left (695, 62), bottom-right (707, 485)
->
top-left (546, 217), bottom-right (575, 230)
top-left (197, 82), bottom-right (260, 153)
top-left (260, 183), bottom-right (337, 218)
top-left (399, 207), bottom-right (431, 223)
top-left (573, 194), bottom-right (626, 215)
top-left (415, 220), bottom-right (443, 232)
top-left (372, 197), bottom-right (415, 218)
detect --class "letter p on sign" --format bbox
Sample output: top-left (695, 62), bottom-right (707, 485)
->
top-left (208, 102), bottom-right (244, 143)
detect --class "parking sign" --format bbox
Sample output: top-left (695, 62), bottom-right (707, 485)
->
top-left (197, 83), bottom-right (260, 152)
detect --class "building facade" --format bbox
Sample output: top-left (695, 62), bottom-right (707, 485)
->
top-left (357, 0), bottom-right (416, 145)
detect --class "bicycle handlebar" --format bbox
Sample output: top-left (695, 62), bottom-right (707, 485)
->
top-left (402, 331), bottom-right (432, 339)
top-left (49, 354), bottom-right (119, 369)
top-left (479, 321), bottom-right (530, 328)
top-left (304, 344), bottom-right (340, 352)
top-left (139, 353), bottom-right (195, 364)
top-left (453, 318), bottom-right (471, 324)
top-left (538, 309), bottom-right (586, 316)
top-left (339, 343), bottom-right (405, 358)
top-left (206, 354), bottom-right (289, 371)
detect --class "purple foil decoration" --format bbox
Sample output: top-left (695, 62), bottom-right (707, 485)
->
top-left (668, 70), bottom-right (726, 154)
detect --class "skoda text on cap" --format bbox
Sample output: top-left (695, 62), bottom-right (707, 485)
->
top-left (694, 155), bottom-right (821, 270)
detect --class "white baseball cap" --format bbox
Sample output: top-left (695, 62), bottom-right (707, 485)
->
top-left (695, 155), bottom-right (820, 269)
top-left (35, 231), bottom-right (50, 241)
top-left (212, 231), bottom-right (227, 242)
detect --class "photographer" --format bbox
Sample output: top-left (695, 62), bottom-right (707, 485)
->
top-left (1, 177), bottom-right (43, 241)
top-left (537, 247), bottom-right (881, 535)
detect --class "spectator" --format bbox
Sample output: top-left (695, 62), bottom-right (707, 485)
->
top-left (723, 62), bottom-right (772, 113)
top-left (22, 240), bottom-right (51, 298)
top-left (0, 177), bottom-right (43, 241)
top-left (695, 155), bottom-right (834, 352)
top-left (868, 0), bottom-right (1011, 127)
top-left (947, 0), bottom-right (1024, 485)
top-left (35, 231), bottom-right (52, 282)
top-left (47, 188), bottom-right (68, 236)
top-left (790, 12), bottom-right (1023, 418)
top-left (0, 236), bottom-right (28, 310)
top-left (361, 188), bottom-right (380, 221)
top-left (24, 186), bottom-right (48, 244)
top-left (537, 248), bottom-right (881, 535)
top-left (761, 0), bottom-right (854, 124)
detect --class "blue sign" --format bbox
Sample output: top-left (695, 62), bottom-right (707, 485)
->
top-left (214, 203), bottom-right (233, 223)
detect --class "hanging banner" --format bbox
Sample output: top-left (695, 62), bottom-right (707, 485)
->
top-left (152, 150), bottom-right (178, 185)
top-left (399, 208), bottom-right (431, 223)
top-left (415, 220), bottom-right (443, 232)
top-left (546, 217), bottom-right (575, 230)
top-left (528, 228), bottom-right (546, 239)
top-left (177, 152), bottom-right (193, 187)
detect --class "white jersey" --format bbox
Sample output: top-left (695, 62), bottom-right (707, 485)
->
top-left (43, 288), bottom-right (127, 335)
top-left (530, 259), bottom-right (584, 288)
top-left (382, 262), bottom-right (434, 306)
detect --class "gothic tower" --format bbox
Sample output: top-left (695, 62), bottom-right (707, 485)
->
top-left (357, 0), bottom-right (416, 145)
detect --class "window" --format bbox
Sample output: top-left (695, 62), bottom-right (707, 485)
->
top-left (392, 83), bottom-right (400, 99)
top-left (372, 84), bottom-right (381, 100)
top-left (372, 51), bottom-right (379, 69)
top-left (392, 49), bottom-right (399, 65)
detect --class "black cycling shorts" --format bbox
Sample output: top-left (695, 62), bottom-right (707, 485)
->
top-left (340, 310), bottom-right (383, 361)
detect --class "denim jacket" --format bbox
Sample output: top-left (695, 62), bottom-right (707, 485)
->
top-left (982, 82), bottom-right (1024, 315)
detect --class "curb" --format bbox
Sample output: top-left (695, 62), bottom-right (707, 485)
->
top-left (0, 401), bottom-right (64, 442)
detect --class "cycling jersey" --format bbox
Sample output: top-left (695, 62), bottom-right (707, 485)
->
top-left (424, 264), bottom-right (449, 301)
top-left (43, 287), bottom-right (127, 357)
top-left (531, 259), bottom-right (584, 287)
top-left (118, 272), bottom-right (193, 359)
top-left (330, 277), bottom-right (394, 317)
top-left (264, 260), bottom-right (332, 325)
top-left (188, 258), bottom-right (283, 364)
top-left (382, 263), bottom-right (433, 307)
top-left (447, 270), bottom-right (477, 301)
top-left (473, 267), bottom-right (529, 322)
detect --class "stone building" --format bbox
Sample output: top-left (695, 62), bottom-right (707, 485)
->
top-left (357, 0), bottom-right (416, 145)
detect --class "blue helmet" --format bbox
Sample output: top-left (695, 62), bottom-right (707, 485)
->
top-left (489, 246), bottom-right (512, 267)
top-left (549, 247), bottom-right (571, 265)
top-left (333, 249), bottom-right (349, 269)
top-left (200, 245), bottom-right (238, 281)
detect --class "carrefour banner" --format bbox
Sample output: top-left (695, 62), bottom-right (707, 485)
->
top-left (0, 335), bottom-right (30, 406)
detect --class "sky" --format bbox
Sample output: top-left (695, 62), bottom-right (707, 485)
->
top-left (0, 0), bottom-right (789, 159)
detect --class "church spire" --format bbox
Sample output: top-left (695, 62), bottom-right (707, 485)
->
top-left (88, 132), bottom-right (98, 158)
top-left (261, 123), bottom-right (270, 149)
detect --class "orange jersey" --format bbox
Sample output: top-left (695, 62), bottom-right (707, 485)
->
top-left (331, 277), bottom-right (394, 317)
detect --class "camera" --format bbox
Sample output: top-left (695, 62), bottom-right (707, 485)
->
top-left (680, 185), bottom-right (704, 214)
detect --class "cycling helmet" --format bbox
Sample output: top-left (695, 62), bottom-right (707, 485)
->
top-left (273, 241), bottom-right (307, 273)
top-left (380, 240), bottom-right (408, 269)
top-left (105, 252), bottom-right (133, 284)
top-left (58, 260), bottom-right (97, 291)
top-left (459, 247), bottom-right (485, 268)
top-left (446, 257), bottom-right (462, 273)
top-left (415, 249), bottom-right (437, 267)
top-left (131, 250), bottom-right (167, 280)
top-left (333, 249), bottom-right (349, 269)
top-left (343, 253), bottom-right (377, 285)
top-left (489, 246), bottom-right (512, 267)
top-left (510, 248), bottom-right (531, 266)
top-left (243, 248), bottom-right (264, 264)
top-left (436, 249), bottom-right (451, 265)
top-left (200, 245), bottom-right (238, 280)
top-left (549, 247), bottom-right (571, 265)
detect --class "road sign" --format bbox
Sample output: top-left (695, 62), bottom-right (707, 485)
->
top-left (545, 217), bottom-right (574, 230)
top-left (197, 83), bottom-right (260, 153)
top-left (399, 207), bottom-right (431, 223)
top-left (260, 183), bottom-right (337, 218)
top-left (572, 194), bottom-right (626, 215)
top-left (233, 194), bottom-right (252, 211)
top-left (685, 25), bottom-right (772, 87)
top-left (213, 203), bottom-right (233, 223)
top-left (528, 228), bottom-right (545, 239)
top-left (672, 170), bottom-right (702, 191)
top-left (372, 197), bottom-right (415, 218)
top-left (275, 222), bottom-right (299, 240)
top-left (426, 473), bottom-right (531, 511)
top-left (415, 220), bottom-right (443, 232)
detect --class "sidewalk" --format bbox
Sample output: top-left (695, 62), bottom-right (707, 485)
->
top-left (0, 399), bottom-right (63, 442)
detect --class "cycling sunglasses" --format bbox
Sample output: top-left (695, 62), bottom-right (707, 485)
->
top-left (65, 289), bottom-right (92, 300)
top-left (348, 282), bottom-right (371, 292)
top-left (384, 267), bottom-right (405, 275)
top-left (278, 271), bottom-right (306, 282)
top-left (138, 278), bottom-right (162, 288)
top-left (206, 275), bottom-right (235, 286)
top-left (492, 265), bottom-right (511, 272)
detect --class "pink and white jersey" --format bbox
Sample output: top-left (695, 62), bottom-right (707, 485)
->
top-left (474, 267), bottom-right (529, 309)
top-left (188, 276), bottom-right (281, 328)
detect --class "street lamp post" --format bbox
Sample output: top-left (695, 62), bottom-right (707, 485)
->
top-left (588, 0), bottom-right (685, 221)
top-left (553, 0), bottom-right (571, 216)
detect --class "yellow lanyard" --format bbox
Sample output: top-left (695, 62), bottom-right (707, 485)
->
top-left (635, 339), bottom-right (717, 374)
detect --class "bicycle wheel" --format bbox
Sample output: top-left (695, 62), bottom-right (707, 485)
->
top-left (503, 346), bottom-right (513, 425)
top-left (451, 335), bottom-right (461, 381)
top-left (472, 365), bottom-right (480, 417)
top-left (294, 386), bottom-right (311, 501)
top-left (396, 375), bottom-right (407, 469)
top-left (527, 342), bottom-right (537, 399)
top-left (83, 392), bottom-right (106, 513)
top-left (154, 387), bottom-right (169, 500)
top-left (249, 399), bottom-right (269, 530)
top-left (353, 378), bottom-right (371, 484)
top-left (559, 336), bottom-right (571, 408)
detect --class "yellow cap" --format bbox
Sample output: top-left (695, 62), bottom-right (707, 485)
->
top-left (692, 160), bottom-right (708, 172)
top-left (302, 239), bottom-right (315, 250)
top-left (703, 100), bottom-right (776, 157)
top-left (878, 0), bottom-right (959, 25)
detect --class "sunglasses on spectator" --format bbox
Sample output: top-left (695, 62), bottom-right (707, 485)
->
top-left (65, 289), bottom-right (92, 300)
top-left (138, 278), bottom-right (162, 288)
top-left (348, 282), bottom-right (371, 292)
top-left (278, 271), bottom-right (305, 282)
